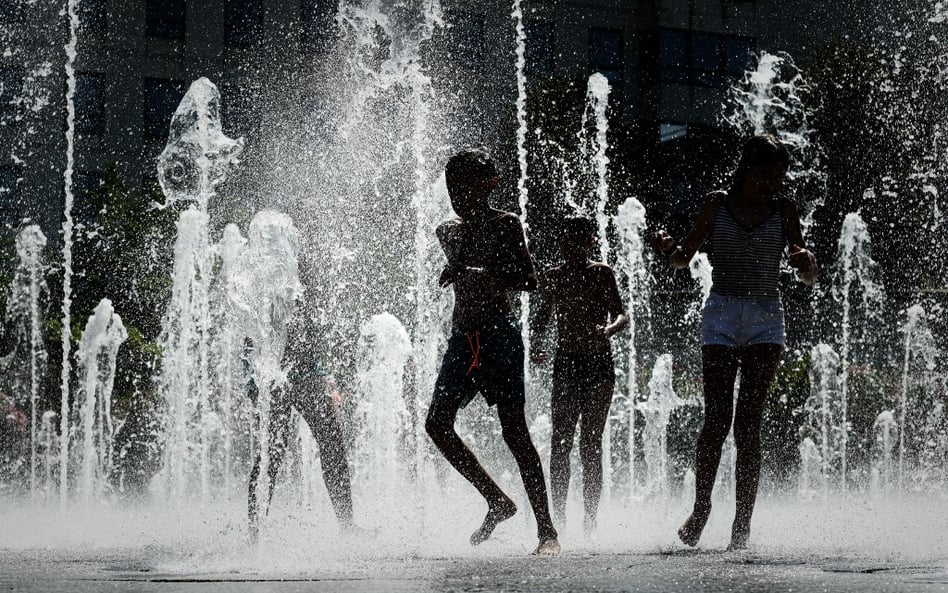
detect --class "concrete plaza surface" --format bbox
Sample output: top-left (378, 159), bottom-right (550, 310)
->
top-left (2, 545), bottom-right (948, 593)
top-left (3, 495), bottom-right (948, 592)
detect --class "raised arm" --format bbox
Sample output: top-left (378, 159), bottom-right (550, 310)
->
top-left (652, 192), bottom-right (722, 269)
top-left (781, 198), bottom-right (818, 286)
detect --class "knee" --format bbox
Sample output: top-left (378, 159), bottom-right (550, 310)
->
top-left (733, 424), bottom-right (762, 453)
top-left (425, 412), bottom-right (452, 444)
top-left (700, 418), bottom-right (732, 447)
top-left (579, 437), bottom-right (603, 466)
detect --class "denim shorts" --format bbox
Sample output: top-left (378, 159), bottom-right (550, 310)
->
top-left (700, 292), bottom-right (785, 348)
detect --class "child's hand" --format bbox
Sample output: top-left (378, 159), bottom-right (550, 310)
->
top-left (439, 264), bottom-right (460, 287)
top-left (652, 230), bottom-right (675, 253)
top-left (531, 343), bottom-right (550, 365)
top-left (788, 244), bottom-right (815, 272)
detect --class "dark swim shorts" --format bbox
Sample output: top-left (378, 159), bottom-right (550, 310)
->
top-left (432, 316), bottom-right (526, 407)
top-left (553, 351), bottom-right (616, 390)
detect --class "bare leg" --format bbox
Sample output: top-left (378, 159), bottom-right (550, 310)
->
top-left (248, 390), bottom-right (291, 541)
top-left (425, 396), bottom-right (516, 545)
top-left (549, 381), bottom-right (582, 525)
top-left (579, 379), bottom-right (613, 531)
top-left (730, 343), bottom-right (782, 549)
top-left (298, 385), bottom-right (354, 528)
top-left (679, 345), bottom-right (739, 547)
top-left (497, 402), bottom-right (558, 546)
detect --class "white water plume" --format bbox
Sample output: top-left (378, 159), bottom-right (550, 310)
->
top-left (72, 299), bottom-right (127, 502)
top-left (3, 225), bottom-right (48, 496)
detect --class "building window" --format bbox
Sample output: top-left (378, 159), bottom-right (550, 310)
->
top-left (146, 0), bottom-right (186, 39)
top-left (659, 28), bottom-right (755, 87)
top-left (525, 21), bottom-right (554, 76)
top-left (144, 78), bottom-right (185, 139)
top-left (301, 0), bottom-right (335, 53)
top-left (0, 66), bottom-right (23, 120)
top-left (659, 122), bottom-right (688, 143)
top-left (589, 28), bottom-right (623, 85)
top-left (0, 165), bottom-right (20, 226)
top-left (0, 0), bottom-right (25, 23)
top-left (226, 0), bottom-right (264, 48)
top-left (448, 12), bottom-right (485, 65)
top-left (221, 82), bottom-right (259, 137)
top-left (76, 73), bottom-right (105, 135)
top-left (79, 0), bottom-right (108, 36)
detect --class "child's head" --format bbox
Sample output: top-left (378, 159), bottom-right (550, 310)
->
top-left (445, 147), bottom-right (499, 218)
top-left (558, 215), bottom-right (597, 262)
top-left (733, 135), bottom-right (790, 199)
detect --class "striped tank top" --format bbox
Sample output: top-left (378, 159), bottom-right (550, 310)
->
top-left (709, 194), bottom-right (787, 298)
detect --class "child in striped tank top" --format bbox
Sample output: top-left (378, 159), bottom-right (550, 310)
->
top-left (652, 135), bottom-right (817, 550)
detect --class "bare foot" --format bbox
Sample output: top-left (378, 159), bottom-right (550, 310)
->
top-left (677, 509), bottom-right (710, 547)
top-left (470, 498), bottom-right (517, 546)
top-left (532, 538), bottom-right (561, 557)
top-left (728, 524), bottom-right (749, 550)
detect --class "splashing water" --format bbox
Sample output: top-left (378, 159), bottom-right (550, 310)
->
top-left (3, 225), bottom-right (48, 497)
top-left (898, 304), bottom-right (944, 490)
top-left (831, 210), bottom-right (885, 491)
top-left (802, 343), bottom-right (844, 497)
top-left (614, 196), bottom-right (650, 497)
top-left (73, 299), bottom-right (127, 502)
top-left (584, 73), bottom-right (612, 262)
top-left (725, 51), bottom-right (825, 229)
top-left (228, 211), bottom-right (303, 525)
top-left (58, 0), bottom-right (80, 506)
top-left (872, 410), bottom-right (898, 496)
top-left (639, 354), bottom-right (683, 496)
top-left (154, 78), bottom-right (245, 503)
top-left (353, 313), bottom-right (412, 520)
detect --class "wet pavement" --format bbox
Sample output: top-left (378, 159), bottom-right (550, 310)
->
top-left (3, 545), bottom-right (947, 593)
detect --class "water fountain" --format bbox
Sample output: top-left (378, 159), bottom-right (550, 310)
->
top-left (801, 343), bottom-right (844, 497)
top-left (57, 0), bottom-right (80, 506)
top-left (2, 225), bottom-right (48, 497)
top-left (72, 299), bottom-right (127, 502)
top-left (153, 77), bottom-right (245, 503)
top-left (897, 304), bottom-right (945, 490)
top-left (227, 210), bottom-right (303, 527)
top-left (353, 313), bottom-right (412, 519)
top-left (871, 410), bottom-right (898, 496)
top-left (639, 354), bottom-right (683, 496)
top-left (830, 210), bottom-right (886, 492)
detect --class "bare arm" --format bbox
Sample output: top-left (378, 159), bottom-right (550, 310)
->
top-left (530, 272), bottom-right (556, 363)
top-left (482, 213), bottom-right (538, 291)
top-left (600, 266), bottom-right (628, 337)
top-left (782, 199), bottom-right (818, 286)
top-left (652, 193), bottom-right (722, 269)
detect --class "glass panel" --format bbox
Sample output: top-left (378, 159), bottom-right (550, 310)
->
top-left (226, 0), bottom-right (263, 47)
top-left (143, 78), bottom-right (185, 139)
top-left (525, 21), bottom-right (554, 75)
top-left (659, 29), bottom-right (687, 68)
top-left (76, 73), bottom-right (105, 135)
top-left (691, 33), bottom-right (721, 86)
top-left (0, 66), bottom-right (22, 120)
top-left (589, 28), bottom-right (623, 70)
top-left (301, 0), bottom-right (336, 53)
top-left (449, 12), bottom-right (485, 64)
top-left (724, 37), bottom-right (756, 77)
top-left (146, 0), bottom-right (186, 39)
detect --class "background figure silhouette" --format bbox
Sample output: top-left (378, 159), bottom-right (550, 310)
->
top-left (246, 319), bottom-right (354, 539)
